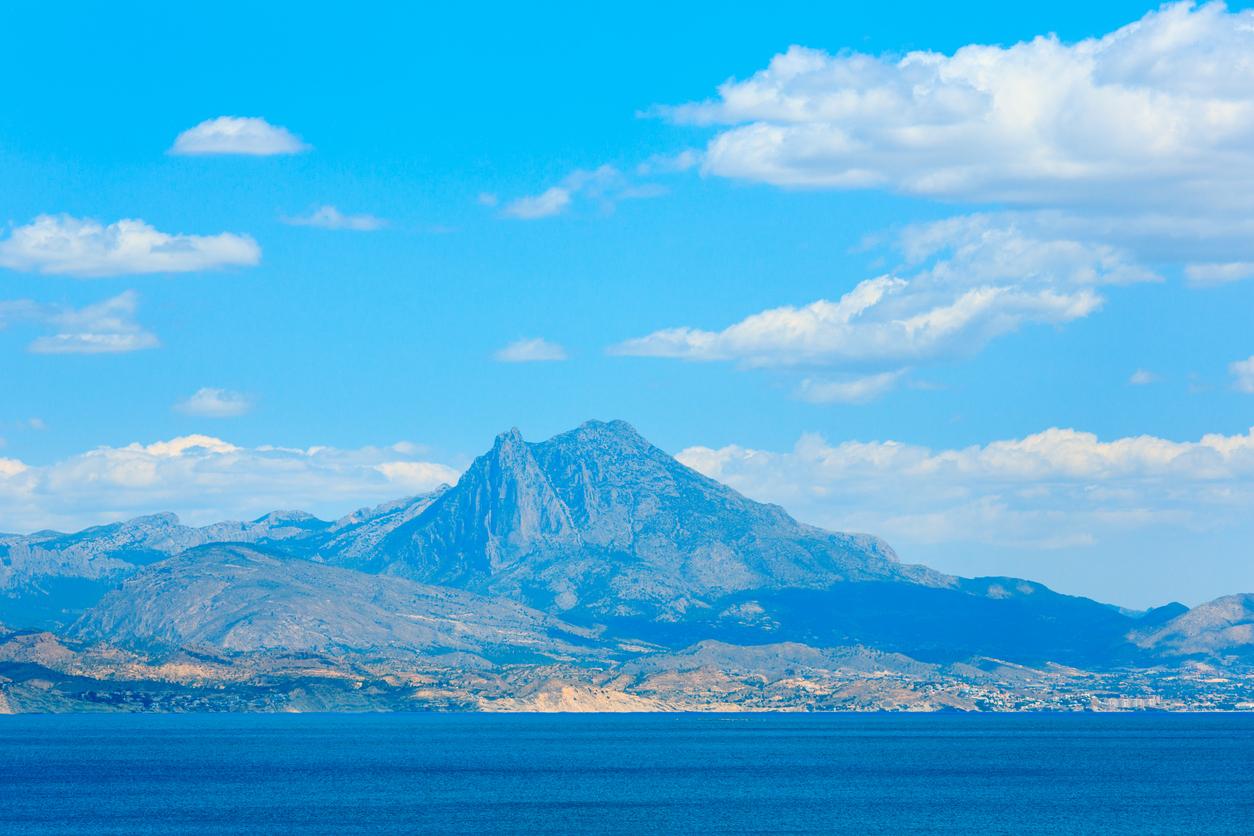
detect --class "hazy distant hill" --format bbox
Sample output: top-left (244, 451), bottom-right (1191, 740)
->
top-left (0, 497), bottom-right (438, 628)
top-left (1131, 594), bottom-right (1254, 659)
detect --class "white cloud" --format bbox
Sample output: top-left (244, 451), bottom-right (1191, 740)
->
top-left (0, 435), bottom-right (462, 533)
top-left (493, 337), bottom-right (568, 363)
top-left (31, 293), bottom-right (160, 355)
top-left (503, 186), bottom-right (572, 220)
top-left (374, 461), bottom-right (460, 484)
top-left (0, 215), bottom-right (260, 278)
top-left (175, 388), bottom-right (252, 418)
top-left (0, 291), bottom-right (159, 355)
top-left (798, 371), bottom-right (905, 403)
top-left (635, 149), bottom-right (702, 176)
top-left (281, 205), bottom-right (386, 231)
top-left (677, 425), bottom-right (1254, 556)
top-left (659, 2), bottom-right (1254, 280)
top-left (1231, 356), bottom-right (1254, 393)
top-left (1185, 261), bottom-right (1254, 286)
top-left (0, 300), bottom-right (40, 327)
top-left (673, 3), bottom-right (1254, 214)
top-left (501, 164), bottom-right (669, 220)
top-left (612, 278), bottom-right (1090, 367)
top-left (613, 215), bottom-right (1152, 396)
top-left (1129, 369), bottom-right (1160, 386)
top-left (477, 193), bottom-right (500, 207)
top-left (170, 116), bottom-right (309, 156)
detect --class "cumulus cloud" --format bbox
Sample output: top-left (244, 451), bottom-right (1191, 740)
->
top-left (502, 164), bottom-right (668, 219)
top-left (493, 337), bottom-right (568, 363)
top-left (175, 388), bottom-right (252, 418)
top-left (612, 272), bottom-right (1098, 369)
top-left (0, 215), bottom-right (260, 278)
top-left (281, 205), bottom-right (386, 231)
top-left (677, 425), bottom-right (1254, 557)
top-left (613, 215), bottom-right (1153, 397)
top-left (170, 116), bottom-right (309, 156)
top-left (1232, 356), bottom-right (1254, 393)
top-left (1129, 369), bottom-right (1160, 386)
top-left (1, 291), bottom-right (159, 355)
top-left (672, 3), bottom-right (1254, 213)
top-left (0, 435), bottom-right (462, 533)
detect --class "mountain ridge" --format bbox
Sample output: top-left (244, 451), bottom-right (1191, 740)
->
top-left (2, 419), bottom-right (1251, 711)
top-left (347, 419), bottom-right (945, 621)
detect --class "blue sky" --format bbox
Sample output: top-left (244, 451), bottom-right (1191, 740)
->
top-left (2, 1), bottom-right (1254, 607)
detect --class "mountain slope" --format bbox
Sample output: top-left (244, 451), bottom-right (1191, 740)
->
top-left (1131, 594), bottom-right (1254, 659)
top-left (0, 495), bottom-right (442, 628)
top-left (601, 580), bottom-right (1154, 667)
top-left (339, 420), bottom-right (945, 619)
top-left (73, 544), bottom-right (614, 664)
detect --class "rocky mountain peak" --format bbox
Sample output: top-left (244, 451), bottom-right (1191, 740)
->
top-left (575, 418), bottom-right (644, 439)
top-left (492, 426), bottom-right (526, 448)
top-left (348, 420), bottom-right (926, 618)
top-left (125, 512), bottom-right (182, 530)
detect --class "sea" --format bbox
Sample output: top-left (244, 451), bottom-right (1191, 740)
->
top-left (1, 713), bottom-right (1252, 834)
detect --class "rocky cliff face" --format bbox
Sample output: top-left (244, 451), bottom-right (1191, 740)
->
top-left (349, 420), bottom-right (944, 619)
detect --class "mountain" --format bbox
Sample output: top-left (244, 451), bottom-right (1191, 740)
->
top-left (0, 495), bottom-right (440, 629)
top-left (1131, 594), bottom-right (1254, 659)
top-left (74, 544), bottom-right (615, 665)
top-left (315, 493), bottom-right (446, 565)
top-left (598, 579), bottom-right (1158, 667)
top-left (334, 420), bottom-right (945, 619)
top-left (2, 418), bottom-right (1252, 694)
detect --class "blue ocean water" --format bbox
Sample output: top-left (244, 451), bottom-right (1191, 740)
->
top-left (1, 713), bottom-right (1252, 834)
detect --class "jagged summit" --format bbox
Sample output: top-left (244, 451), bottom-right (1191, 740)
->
top-left (332, 420), bottom-right (936, 619)
top-left (493, 426), bottom-right (525, 446)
